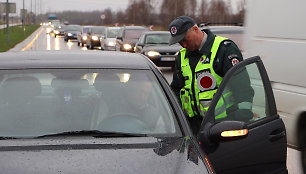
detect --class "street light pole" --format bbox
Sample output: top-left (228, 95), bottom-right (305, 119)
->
top-left (6, 0), bottom-right (10, 46)
top-left (23, 0), bottom-right (25, 37)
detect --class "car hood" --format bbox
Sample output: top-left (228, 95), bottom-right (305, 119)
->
top-left (142, 44), bottom-right (182, 53)
top-left (0, 136), bottom-right (209, 174)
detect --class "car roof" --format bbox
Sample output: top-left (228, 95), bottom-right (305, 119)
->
top-left (200, 25), bottom-right (244, 34)
top-left (122, 26), bottom-right (147, 30)
top-left (143, 31), bottom-right (170, 35)
top-left (107, 27), bottom-right (120, 29)
top-left (0, 51), bottom-right (151, 70)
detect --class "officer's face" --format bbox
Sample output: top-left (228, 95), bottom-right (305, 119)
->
top-left (179, 26), bottom-right (201, 51)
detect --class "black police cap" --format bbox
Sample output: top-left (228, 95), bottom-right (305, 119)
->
top-left (168, 16), bottom-right (195, 45)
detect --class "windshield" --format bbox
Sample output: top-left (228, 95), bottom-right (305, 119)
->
top-left (92, 27), bottom-right (105, 34)
top-left (65, 25), bottom-right (81, 31)
top-left (124, 29), bottom-right (147, 39)
top-left (0, 69), bottom-right (178, 138)
top-left (107, 28), bottom-right (120, 38)
top-left (145, 34), bottom-right (171, 44)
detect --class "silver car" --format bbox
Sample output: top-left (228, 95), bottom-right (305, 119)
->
top-left (100, 27), bottom-right (120, 51)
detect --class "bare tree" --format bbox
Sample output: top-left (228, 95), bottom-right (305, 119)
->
top-left (207, 0), bottom-right (231, 23)
top-left (125, 0), bottom-right (151, 25)
top-left (198, 0), bottom-right (209, 22)
top-left (160, 0), bottom-right (190, 28)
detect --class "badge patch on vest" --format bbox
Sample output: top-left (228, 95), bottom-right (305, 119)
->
top-left (228, 54), bottom-right (238, 59)
top-left (231, 58), bottom-right (239, 66)
top-left (200, 55), bottom-right (210, 64)
top-left (197, 73), bottom-right (216, 91)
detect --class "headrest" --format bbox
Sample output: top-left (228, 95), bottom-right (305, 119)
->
top-left (94, 73), bottom-right (121, 92)
top-left (51, 78), bottom-right (89, 89)
top-left (0, 76), bottom-right (42, 102)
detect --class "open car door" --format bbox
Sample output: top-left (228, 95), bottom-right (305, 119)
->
top-left (198, 56), bottom-right (288, 174)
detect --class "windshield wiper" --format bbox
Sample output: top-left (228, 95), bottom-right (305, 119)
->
top-left (0, 137), bottom-right (17, 140)
top-left (36, 130), bottom-right (148, 138)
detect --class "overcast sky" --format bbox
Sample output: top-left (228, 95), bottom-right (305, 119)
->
top-left (1, 0), bottom-right (130, 15)
top-left (1, 0), bottom-right (242, 16)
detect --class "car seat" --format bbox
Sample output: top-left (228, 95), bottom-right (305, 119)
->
top-left (51, 78), bottom-right (92, 131)
top-left (0, 76), bottom-right (42, 135)
top-left (92, 72), bottom-right (123, 128)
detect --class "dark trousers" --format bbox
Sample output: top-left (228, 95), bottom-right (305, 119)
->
top-left (187, 115), bottom-right (203, 136)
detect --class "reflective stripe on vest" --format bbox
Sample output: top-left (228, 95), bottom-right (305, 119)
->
top-left (180, 36), bottom-right (232, 119)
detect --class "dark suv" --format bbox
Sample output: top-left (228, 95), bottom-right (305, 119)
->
top-left (115, 26), bottom-right (148, 52)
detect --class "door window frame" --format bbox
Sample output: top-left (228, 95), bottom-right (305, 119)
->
top-left (201, 56), bottom-right (279, 128)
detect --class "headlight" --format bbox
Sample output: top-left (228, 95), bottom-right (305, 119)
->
top-left (46, 28), bottom-right (51, 33)
top-left (146, 51), bottom-right (160, 57)
top-left (92, 35), bottom-right (99, 41)
top-left (123, 43), bottom-right (132, 50)
top-left (68, 33), bottom-right (72, 36)
top-left (82, 35), bottom-right (87, 41)
top-left (175, 51), bottom-right (179, 56)
top-left (54, 30), bottom-right (60, 34)
top-left (107, 41), bottom-right (115, 46)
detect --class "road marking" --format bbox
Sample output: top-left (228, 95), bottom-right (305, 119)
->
top-left (21, 27), bottom-right (44, 51)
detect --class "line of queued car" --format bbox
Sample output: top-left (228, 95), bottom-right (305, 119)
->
top-left (47, 23), bottom-right (182, 69)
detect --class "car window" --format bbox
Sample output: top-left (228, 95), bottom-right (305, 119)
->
top-left (145, 34), bottom-right (171, 44)
top-left (0, 69), bottom-right (178, 137)
top-left (138, 34), bottom-right (145, 44)
top-left (82, 27), bottom-right (89, 33)
top-left (66, 25), bottom-right (81, 31)
top-left (213, 63), bottom-right (267, 123)
top-left (107, 28), bottom-right (120, 38)
top-left (124, 29), bottom-right (147, 39)
top-left (92, 27), bottom-right (106, 34)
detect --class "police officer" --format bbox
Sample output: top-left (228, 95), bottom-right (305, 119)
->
top-left (169, 16), bottom-right (254, 134)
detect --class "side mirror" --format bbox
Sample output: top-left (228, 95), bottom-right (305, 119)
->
top-left (116, 36), bottom-right (123, 41)
top-left (199, 120), bottom-right (248, 146)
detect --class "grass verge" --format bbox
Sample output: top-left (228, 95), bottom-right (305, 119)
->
top-left (0, 24), bottom-right (40, 52)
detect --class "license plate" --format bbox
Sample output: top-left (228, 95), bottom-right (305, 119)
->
top-left (160, 57), bottom-right (175, 61)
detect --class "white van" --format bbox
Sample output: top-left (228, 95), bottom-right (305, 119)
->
top-left (243, 0), bottom-right (306, 149)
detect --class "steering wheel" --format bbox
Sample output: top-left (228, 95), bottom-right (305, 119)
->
top-left (97, 112), bottom-right (149, 133)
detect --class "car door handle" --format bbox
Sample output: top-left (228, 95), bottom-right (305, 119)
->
top-left (269, 131), bottom-right (286, 142)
